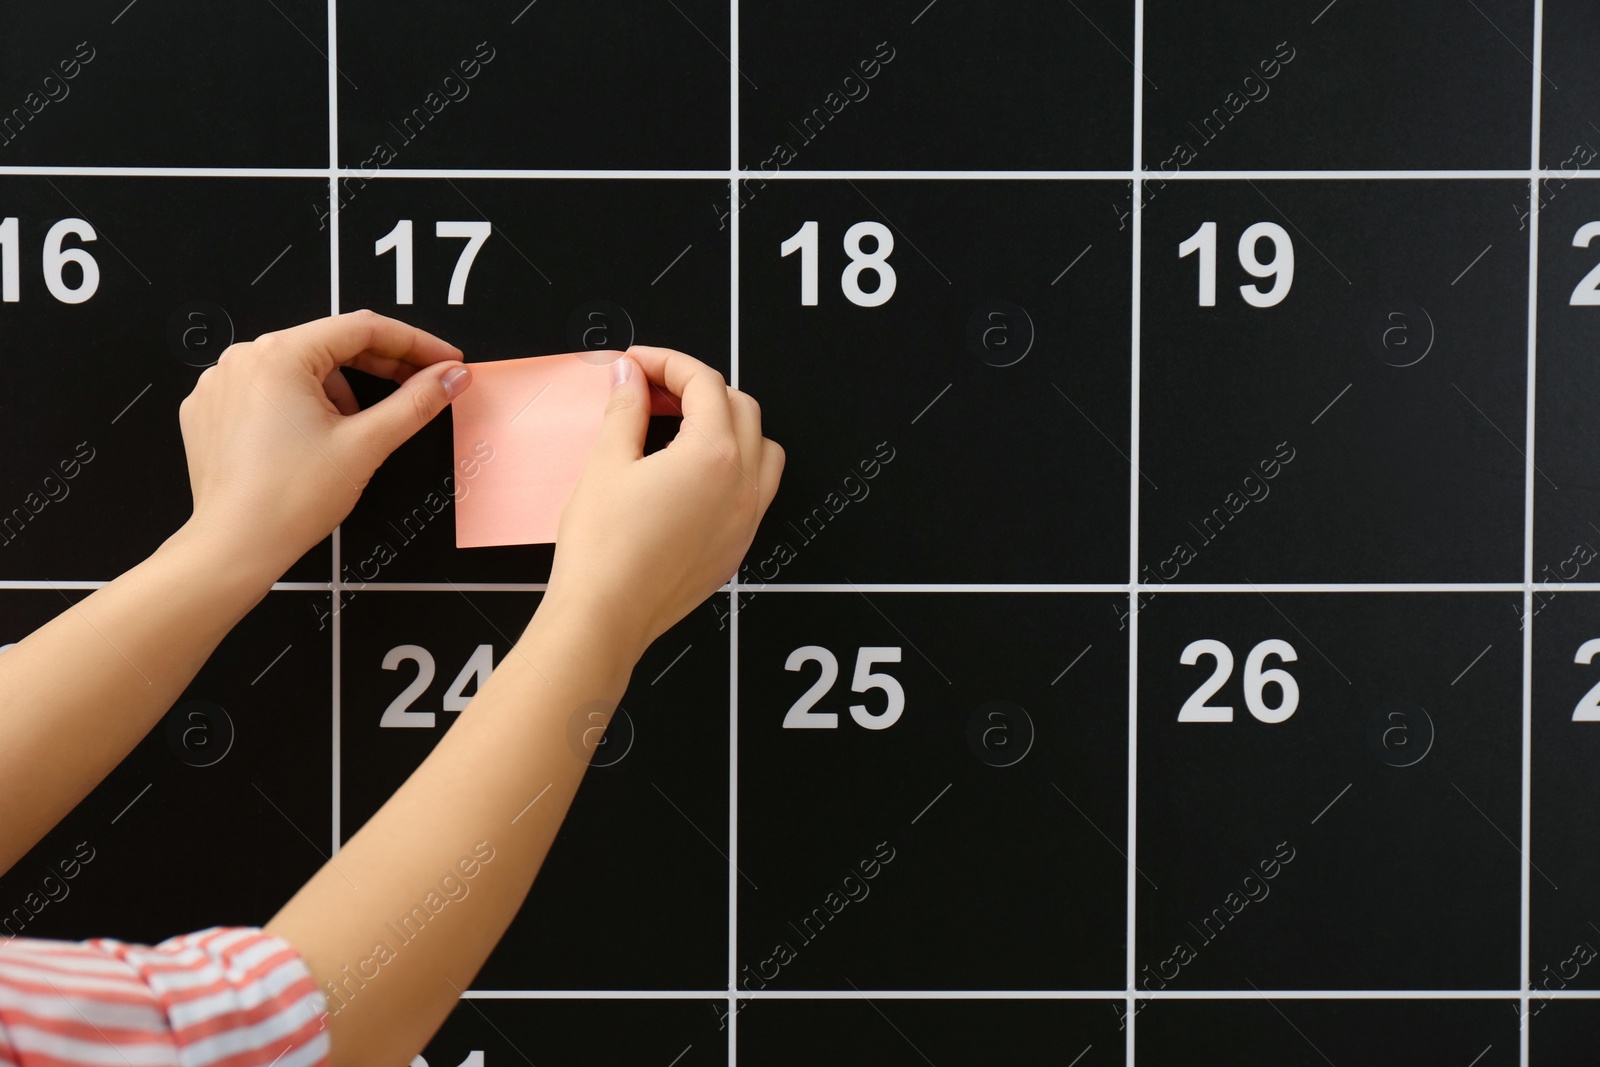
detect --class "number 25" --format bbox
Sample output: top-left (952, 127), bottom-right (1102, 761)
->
top-left (783, 645), bottom-right (905, 730)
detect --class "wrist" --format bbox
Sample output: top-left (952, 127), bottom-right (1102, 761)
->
top-left (523, 589), bottom-right (644, 682)
top-left (159, 520), bottom-right (279, 604)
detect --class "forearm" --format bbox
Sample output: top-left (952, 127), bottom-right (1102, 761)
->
top-left (0, 522), bottom-right (273, 873)
top-left (263, 596), bottom-right (637, 1067)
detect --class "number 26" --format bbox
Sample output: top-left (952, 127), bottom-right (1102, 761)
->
top-left (1179, 638), bottom-right (1300, 723)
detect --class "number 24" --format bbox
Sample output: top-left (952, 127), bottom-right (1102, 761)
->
top-left (380, 644), bottom-right (494, 727)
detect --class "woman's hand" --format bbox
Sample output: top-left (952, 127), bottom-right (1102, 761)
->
top-left (176, 310), bottom-right (471, 581)
top-left (544, 345), bottom-right (784, 663)
top-left (265, 345), bottom-right (778, 1067)
top-left (0, 307), bottom-right (468, 875)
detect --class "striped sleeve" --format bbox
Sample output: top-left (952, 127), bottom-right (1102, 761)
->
top-left (0, 926), bottom-right (329, 1067)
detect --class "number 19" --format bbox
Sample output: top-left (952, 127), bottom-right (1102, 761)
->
top-left (1179, 221), bottom-right (1295, 308)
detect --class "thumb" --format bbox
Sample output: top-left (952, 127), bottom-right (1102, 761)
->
top-left (590, 355), bottom-right (648, 465)
top-left (345, 360), bottom-right (472, 461)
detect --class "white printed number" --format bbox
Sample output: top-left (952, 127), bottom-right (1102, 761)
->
top-left (380, 643), bottom-right (495, 727)
top-left (413, 1053), bottom-right (484, 1067)
top-left (1179, 221), bottom-right (1295, 308)
top-left (1179, 638), bottom-right (1300, 723)
top-left (783, 645), bottom-right (905, 730)
top-left (1568, 222), bottom-right (1600, 306)
top-left (1571, 639), bottom-right (1600, 720)
top-left (375, 219), bottom-right (492, 305)
top-left (0, 217), bottom-right (100, 304)
top-left (781, 220), bottom-right (897, 307)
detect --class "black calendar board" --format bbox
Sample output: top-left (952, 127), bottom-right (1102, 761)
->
top-left (0, 1), bottom-right (1596, 1063)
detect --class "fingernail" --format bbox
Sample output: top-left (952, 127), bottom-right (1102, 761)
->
top-left (611, 356), bottom-right (632, 389)
top-left (441, 364), bottom-right (471, 400)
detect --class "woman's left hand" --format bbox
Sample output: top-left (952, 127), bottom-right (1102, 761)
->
top-left (176, 309), bottom-right (471, 580)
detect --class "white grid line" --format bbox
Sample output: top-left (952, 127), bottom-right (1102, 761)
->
top-left (3, 166), bottom-right (1597, 181)
top-left (455, 987), bottom-right (1558, 999)
top-left (1521, 4), bottom-right (1545, 1062)
top-left (327, 0), bottom-right (343, 860)
top-left (0, 581), bottom-right (1556, 593)
top-left (1127, 2), bottom-right (1144, 1061)
top-left (728, 3), bottom-right (740, 1059)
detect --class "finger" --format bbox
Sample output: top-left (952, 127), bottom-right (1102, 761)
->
top-left (624, 345), bottom-right (734, 447)
top-left (328, 351), bottom-right (426, 385)
top-left (727, 388), bottom-right (763, 471)
top-left (269, 309), bottom-right (463, 380)
top-left (648, 381), bottom-right (683, 417)
top-left (756, 439), bottom-right (785, 514)
top-left (625, 350), bottom-right (700, 416)
top-left (341, 360), bottom-right (471, 462)
top-left (590, 355), bottom-right (649, 465)
top-left (587, 349), bottom-right (681, 417)
top-left (322, 368), bottom-right (360, 416)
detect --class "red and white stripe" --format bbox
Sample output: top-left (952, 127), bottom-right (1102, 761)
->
top-left (0, 927), bottom-right (328, 1067)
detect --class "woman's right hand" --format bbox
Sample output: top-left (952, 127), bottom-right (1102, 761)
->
top-left (542, 345), bottom-right (784, 664)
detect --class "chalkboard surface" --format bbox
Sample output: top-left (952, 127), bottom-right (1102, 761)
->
top-left (0, 1), bottom-right (1594, 1063)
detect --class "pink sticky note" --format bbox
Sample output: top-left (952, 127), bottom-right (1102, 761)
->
top-left (451, 353), bottom-right (614, 547)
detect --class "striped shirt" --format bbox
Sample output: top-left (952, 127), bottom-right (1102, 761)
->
top-left (0, 926), bottom-right (329, 1067)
